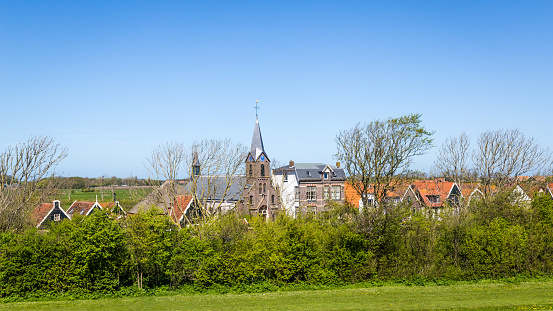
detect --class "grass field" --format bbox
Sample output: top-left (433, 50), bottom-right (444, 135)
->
top-left (3, 281), bottom-right (553, 311)
top-left (57, 187), bottom-right (153, 210)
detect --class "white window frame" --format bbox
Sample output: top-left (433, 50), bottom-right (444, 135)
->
top-left (307, 186), bottom-right (316, 201)
top-left (331, 185), bottom-right (341, 200)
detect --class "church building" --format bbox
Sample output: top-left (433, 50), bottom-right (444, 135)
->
top-left (239, 115), bottom-right (279, 217)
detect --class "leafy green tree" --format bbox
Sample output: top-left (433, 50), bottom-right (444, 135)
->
top-left (68, 211), bottom-right (128, 292)
top-left (336, 114), bottom-right (433, 207)
top-left (125, 208), bottom-right (176, 289)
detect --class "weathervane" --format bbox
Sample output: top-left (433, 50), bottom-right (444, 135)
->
top-left (254, 100), bottom-right (260, 117)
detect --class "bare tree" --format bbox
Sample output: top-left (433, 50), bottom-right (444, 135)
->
top-left (0, 136), bottom-right (67, 231)
top-left (473, 128), bottom-right (552, 194)
top-left (142, 139), bottom-right (247, 223)
top-left (336, 114), bottom-right (434, 208)
top-left (184, 139), bottom-right (247, 220)
top-left (434, 132), bottom-right (471, 186)
top-left (144, 141), bottom-right (185, 214)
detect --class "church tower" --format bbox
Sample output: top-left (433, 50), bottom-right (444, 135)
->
top-left (243, 107), bottom-right (278, 217)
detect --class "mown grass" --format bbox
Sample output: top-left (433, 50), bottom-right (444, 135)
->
top-left (3, 280), bottom-right (553, 311)
top-left (57, 188), bottom-right (153, 210)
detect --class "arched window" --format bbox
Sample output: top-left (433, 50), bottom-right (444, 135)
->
top-left (271, 195), bottom-right (275, 204)
top-left (259, 183), bottom-right (262, 194)
top-left (263, 183), bottom-right (266, 193)
top-left (261, 164), bottom-right (265, 177)
top-left (249, 164), bottom-right (252, 176)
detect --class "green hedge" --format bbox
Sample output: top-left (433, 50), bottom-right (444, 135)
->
top-left (1, 194), bottom-right (553, 298)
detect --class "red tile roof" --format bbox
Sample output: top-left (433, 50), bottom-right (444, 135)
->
top-left (31, 202), bottom-right (54, 226)
top-left (172, 195), bottom-right (193, 223)
top-left (410, 180), bottom-right (457, 208)
top-left (67, 201), bottom-right (100, 216)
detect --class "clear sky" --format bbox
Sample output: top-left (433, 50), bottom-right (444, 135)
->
top-left (1, 1), bottom-right (552, 178)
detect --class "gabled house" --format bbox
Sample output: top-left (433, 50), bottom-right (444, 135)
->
top-left (99, 201), bottom-right (126, 218)
top-left (66, 200), bottom-right (102, 217)
top-left (168, 195), bottom-right (193, 226)
top-left (410, 179), bottom-right (461, 209)
top-left (459, 183), bottom-right (485, 207)
top-left (511, 184), bottom-right (546, 205)
top-left (403, 185), bottom-right (423, 209)
top-left (547, 183), bottom-right (553, 199)
top-left (31, 200), bottom-right (70, 229)
top-left (344, 181), bottom-right (415, 209)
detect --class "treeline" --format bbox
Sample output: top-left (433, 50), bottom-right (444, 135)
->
top-left (1, 193), bottom-right (553, 299)
top-left (37, 176), bottom-right (157, 189)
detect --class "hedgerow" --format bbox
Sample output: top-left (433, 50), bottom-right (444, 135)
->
top-left (1, 194), bottom-right (552, 299)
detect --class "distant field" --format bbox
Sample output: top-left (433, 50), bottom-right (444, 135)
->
top-left (3, 281), bottom-right (553, 311)
top-left (57, 187), bottom-right (153, 210)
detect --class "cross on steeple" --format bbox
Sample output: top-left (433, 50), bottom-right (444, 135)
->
top-left (253, 100), bottom-right (260, 117)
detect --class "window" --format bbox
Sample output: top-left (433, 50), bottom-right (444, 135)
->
top-left (323, 186), bottom-right (330, 200)
top-left (261, 164), bottom-right (265, 177)
top-left (295, 186), bottom-right (299, 201)
top-left (271, 195), bottom-right (275, 204)
top-left (54, 214), bottom-right (60, 221)
top-left (263, 183), bottom-right (266, 193)
top-left (331, 185), bottom-right (341, 200)
top-left (306, 171), bottom-right (311, 177)
top-left (249, 164), bottom-right (253, 176)
top-left (259, 183), bottom-right (262, 194)
top-left (427, 195), bottom-right (440, 203)
top-left (450, 195), bottom-right (459, 206)
top-left (307, 186), bottom-right (316, 201)
top-left (284, 172), bottom-right (288, 182)
top-left (249, 196), bottom-right (253, 205)
top-left (323, 173), bottom-right (328, 180)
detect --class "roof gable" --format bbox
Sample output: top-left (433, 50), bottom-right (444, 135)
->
top-left (173, 195), bottom-right (193, 223)
top-left (67, 201), bottom-right (102, 216)
top-left (32, 200), bottom-right (70, 228)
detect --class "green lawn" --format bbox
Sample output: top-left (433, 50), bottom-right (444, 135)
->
top-left (57, 187), bottom-right (153, 210)
top-left (3, 281), bottom-right (553, 311)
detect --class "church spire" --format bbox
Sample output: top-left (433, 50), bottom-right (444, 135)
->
top-left (251, 116), bottom-right (266, 160)
top-left (250, 100), bottom-right (266, 160)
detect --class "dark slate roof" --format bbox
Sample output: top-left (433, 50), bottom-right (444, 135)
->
top-left (281, 163), bottom-right (346, 181)
top-left (184, 176), bottom-right (246, 202)
top-left (250, 117), bottom-right (266, 160)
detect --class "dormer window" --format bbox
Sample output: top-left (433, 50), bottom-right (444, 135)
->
top-left (306, 171), bottom-right (311, 177)
top-left (323, 173), bottom-right (329, 180)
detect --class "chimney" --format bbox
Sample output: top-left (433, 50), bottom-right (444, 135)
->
top-left (336, 162), bottom-right (340, 168)
top-left (289, 160), bottom-right (294, 168)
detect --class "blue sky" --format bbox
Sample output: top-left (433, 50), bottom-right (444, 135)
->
top-left (1, 1), bottom-right (552, 178)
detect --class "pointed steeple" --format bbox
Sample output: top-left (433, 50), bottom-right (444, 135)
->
top-left (192, 152), bottom-right (201, 176)
top-left (251, 116), bottom-right (266, 160)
